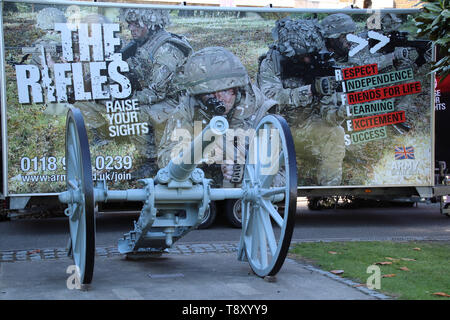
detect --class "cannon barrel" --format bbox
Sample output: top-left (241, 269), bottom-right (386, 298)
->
top-left (166, 116), bottom-right (229, 182)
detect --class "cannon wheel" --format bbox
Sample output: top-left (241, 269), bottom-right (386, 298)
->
top-left (241, 115), bottom-right (297, 277)
top-left (65, 108), bottom-right (95, 285)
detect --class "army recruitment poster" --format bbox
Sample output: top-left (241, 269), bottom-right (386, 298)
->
top-left (1, 0), bottom-right (433, 195)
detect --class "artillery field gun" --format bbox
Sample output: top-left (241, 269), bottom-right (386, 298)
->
top-left (58, 108), bottom-right (297, 286)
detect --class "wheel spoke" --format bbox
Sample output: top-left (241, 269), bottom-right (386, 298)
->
top-left (249, 164), bottom-right (258, 184)
top-left (260, 199), bottom-right (283, 227)
top-left (65, 108), bottom-right (95, 284)
top-left (241, 114), bottom-right (297, 277)
top-left (67, 143), bottom-right (79, 179)
top-left (70, 202), bottom-right (80, 222)
top-left (260, 187), bottom-right (286, 198)
top-left (68, 179), bottom-right (79, 190)
top-left (260, 208), bottom-right (277, 256)
top-left (74, 210), bottom-right (86, 278)
top-left (243, 201), bottom-right (252, 236)
top-left (255, 133), bottom-right (261, 185)
top-left (257, 209), bottom-right (268, 268)
top-left (70, 218), bottom-right (79, 259)
top-left (250, 209), bottom-right (258, 263)
top-left (68, 123), bottom-right (81, 166)
top-left (242, 200), bottom-right (250, 231)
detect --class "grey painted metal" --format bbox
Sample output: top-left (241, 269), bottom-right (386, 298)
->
top-left (58, 107), bottom-right (298, 280)
top-left (167, 116), bottom-right (229, 182)
top-left (62, 108), bottom-right (95, 285)
top-left (114, 116), bottom-right (231, 253)
top-left (238, 114), bottom-right (297, 277)
top-left (93, 184), bottom-right (244, 203)
top-left (8, 196), bottom-right (31, 210)
top-left (61, 114), bottom-right (236, 255)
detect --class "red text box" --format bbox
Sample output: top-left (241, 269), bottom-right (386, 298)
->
top-left (342, 63), bottom-right (378, 80)
top-left (352, 111), bottom-right (406, 131)
top-left (347, 81), bottom-right (421, 105)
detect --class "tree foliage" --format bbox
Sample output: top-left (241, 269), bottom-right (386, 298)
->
top-left (415, 0), bottom-right (450, 81)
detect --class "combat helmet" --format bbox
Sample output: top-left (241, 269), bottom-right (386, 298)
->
top-left (320, 13), bottom-right (357, 39)
top-left (36, 7), bottom-right (67, 30)
top-left (80, 13), bottom-right (111, 24)
top-left (273, 18), bottom-right (324, 57)
top-left (379, 13), bottom-right (402, 32)
top-left (182, 47), bottom-right (250, 96)
top-left (121, 8), bottom-right (170, 30)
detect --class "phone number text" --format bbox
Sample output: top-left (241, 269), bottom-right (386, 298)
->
top-left (20, 155), bottom-right (133, 172)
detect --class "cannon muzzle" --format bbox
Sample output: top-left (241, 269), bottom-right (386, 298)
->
top-left (166, 116), bottom-right (229, 182)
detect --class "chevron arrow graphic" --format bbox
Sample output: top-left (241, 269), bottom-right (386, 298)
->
top-left (347, 34), bottom-right (368, 57)
top-left (368, 31), bottom-right (390, 54)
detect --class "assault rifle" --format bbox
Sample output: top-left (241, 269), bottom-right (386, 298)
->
top-left (119, 40), bottom-right (142, 91)
top-left (279, 51), bottom-right (341, 94)
top-left (21, 44), bottom-right (62, 55)
top-left (369, 31), bottom-right (431, 67)
top-left (120, 40), bottom-right (138, 61)
top-left (5, 44), bottom-right (63, 65)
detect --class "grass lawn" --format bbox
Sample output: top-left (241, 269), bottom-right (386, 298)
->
top-left (289, 241), bottom-right (450, 300)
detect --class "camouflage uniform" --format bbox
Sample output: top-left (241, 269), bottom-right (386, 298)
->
top-left (321, 13), bottom-right (415, 75)
top-left (76, 10), bottom-right (192, 178)
top-left (347, 14), bottom-right (412, 71)
top-left (32, 7), bottom-right (70, 116)
top-left (257, 18), bottom-right (345, 186)
top-left (158, 47), bottom-right (277, 187)
top-left (119, 9), bottom-right (193, 176)
top-left (122, 9), bottom-right (193, 148)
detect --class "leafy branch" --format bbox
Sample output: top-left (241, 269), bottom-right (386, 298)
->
top-left (414, 0), bottom-right (450, 81)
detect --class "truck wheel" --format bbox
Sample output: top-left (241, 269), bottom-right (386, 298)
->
top-left (0, 201), bottom-right (8, 221)
top-left (198, 201), bottom-right (217, 229)
top-left (225, 199), bottom-right (242, 228)
top-left (307, 197), bottom-right (322, 210)
top-left (0, 211), bottom-right (8, 221)
top-left (444, 203), bottom-right (450, 218)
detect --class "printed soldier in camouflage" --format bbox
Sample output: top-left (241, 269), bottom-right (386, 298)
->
top-left (120, 8), bottom-right (193, 178)
top-left (319, 13), bottom-right (357, 64)
top-left (257, 18), bottom-right (345, 186)
top-left (321, 13), bottom-right (416, 72)
top-left (158, 47), bottom-right (277, 187)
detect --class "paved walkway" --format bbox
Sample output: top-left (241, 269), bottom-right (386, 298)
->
top-left (0, 242), bottom-right (389, 300)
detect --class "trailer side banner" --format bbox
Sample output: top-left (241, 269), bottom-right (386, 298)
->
top-left (1, 1), bottom-right (434, 195)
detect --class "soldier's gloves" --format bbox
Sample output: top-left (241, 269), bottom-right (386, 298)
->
top-left (291, 85), bottom-right (313, 108)
top-left (393, 47), bottom-right (409, 60)
top-left (313, 77), bottom-right (334, 96)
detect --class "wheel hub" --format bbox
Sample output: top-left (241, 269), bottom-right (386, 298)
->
top-left (243, 182), bottom-right (262, 203)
